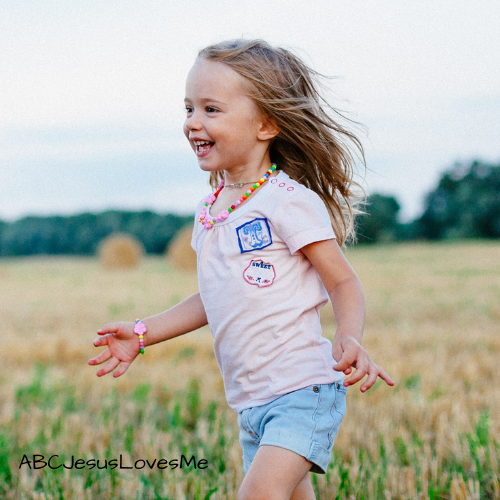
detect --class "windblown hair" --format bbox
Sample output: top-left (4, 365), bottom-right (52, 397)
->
top-left (198, 39), bottom-right (366, 245)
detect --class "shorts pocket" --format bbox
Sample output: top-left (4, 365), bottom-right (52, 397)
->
top-left (327, 385), bottom-right (347, 448)
top-left (240, 408), bottom-right (260, 441)
top-left (333, 383), bottom-right (347, 416)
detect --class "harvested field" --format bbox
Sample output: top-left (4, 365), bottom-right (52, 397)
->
top-left (0, 241), bottom-right (499, 499)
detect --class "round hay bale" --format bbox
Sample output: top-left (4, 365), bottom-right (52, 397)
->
top-left (98, 233), bottom-right (144, 269)
top-left (167, 225), bottom-right (197, 271)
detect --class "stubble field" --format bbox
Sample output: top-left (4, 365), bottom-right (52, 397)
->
top-left (0, 241), bottom-right (499, 499)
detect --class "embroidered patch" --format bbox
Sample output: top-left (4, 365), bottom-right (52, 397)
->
top-left (243, 260), bottom-right (276, 288)
top-left (236, 218), bottom-right (272, 253)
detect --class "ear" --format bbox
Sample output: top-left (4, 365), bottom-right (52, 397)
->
top-left (257, 115), bottom-right (280, 141)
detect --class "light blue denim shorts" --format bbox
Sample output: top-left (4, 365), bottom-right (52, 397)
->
top-left (237, 382), bottom-right (347, 474)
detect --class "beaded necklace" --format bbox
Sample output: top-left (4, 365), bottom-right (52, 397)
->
top-left (199, 164), bottom-right (277, 230)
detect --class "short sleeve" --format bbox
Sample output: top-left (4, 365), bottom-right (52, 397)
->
top-left (271, 188), bottom-right (336, 255)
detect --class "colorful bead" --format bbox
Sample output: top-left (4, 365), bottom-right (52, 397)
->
top-left (134, 319), bottom-right (147, 355)
top-left (199, 164), bottom-right (276, 230)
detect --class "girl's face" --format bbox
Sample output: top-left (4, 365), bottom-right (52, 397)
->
top-left (184, 59), bottom-right (270, 174)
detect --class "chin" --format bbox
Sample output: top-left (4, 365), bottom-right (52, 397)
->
top-left (197, 160), bottom-right (221, 173)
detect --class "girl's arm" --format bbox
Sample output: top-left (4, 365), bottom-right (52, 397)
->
top-left (88, 292), bottom-right (208, 378)
top-left (301, 239), bottom-right (394, 392)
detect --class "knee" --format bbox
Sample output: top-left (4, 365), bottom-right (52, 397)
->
top-left (238, 485), bottom-right (264, 500)
top-left (238, 493), bottom-right (283, 500)
top-left (237, 474), bottom-right (315, 500)
top-left (238, 484), bottom-right (288, 500)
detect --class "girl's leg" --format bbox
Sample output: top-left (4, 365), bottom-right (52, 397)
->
top-left (290, 474), bottom-right (315, 500)
top-left (238, 445), bottom-right (316, 500)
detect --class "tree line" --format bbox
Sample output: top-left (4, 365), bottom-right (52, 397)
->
top-left (356, 160), bottom-right (500, 244)
top-left (0, 160), bottom-right (498, 256)
top-left (0, 211), bottom-right (193, 257)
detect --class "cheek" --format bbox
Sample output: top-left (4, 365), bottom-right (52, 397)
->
top-left (223, 118), bottom-right (255, 143)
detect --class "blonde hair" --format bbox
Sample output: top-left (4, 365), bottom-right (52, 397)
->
top-left (198, 39), bottom-right (365, 245)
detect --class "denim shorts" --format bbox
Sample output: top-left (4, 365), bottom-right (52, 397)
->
top-left (237, 382), bottom-right (347, 474)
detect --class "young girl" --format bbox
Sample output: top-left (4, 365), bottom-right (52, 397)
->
top-left (89, 39), bottom-right (394, 500)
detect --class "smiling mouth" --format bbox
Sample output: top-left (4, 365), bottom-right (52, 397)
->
top-left (194, 140), bottom-right (214, 157)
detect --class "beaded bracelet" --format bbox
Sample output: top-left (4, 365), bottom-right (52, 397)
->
top-left (134, 319), bottom-right (147, 354)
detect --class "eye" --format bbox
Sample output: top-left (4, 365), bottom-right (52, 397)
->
top-left (185, 106), bottom-right (193, 114)
top-left (206, 106), bottom-right (218, 113)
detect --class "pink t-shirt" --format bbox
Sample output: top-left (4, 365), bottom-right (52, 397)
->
top-left (191, 170), bottom-right (344, 412)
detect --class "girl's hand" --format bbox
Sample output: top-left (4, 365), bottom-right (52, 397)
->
top-left (332, 335), bottom-right (394, 392)
top-left (88, 322), bottom-right (139, 378)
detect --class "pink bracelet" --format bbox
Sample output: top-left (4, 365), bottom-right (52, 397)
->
top-left (134, 319), bottom-right (147, 354)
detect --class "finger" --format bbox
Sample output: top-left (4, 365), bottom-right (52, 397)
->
top-left (112, 361), bottom-right (131, 378)
top-left (343, 361), bottom-right (369, 386)
top-left (332, 353), bottom-right (356, 373)
top-left (360, 369), bottom-right (378, 392)
top-left (97, 323), bottom-right (121, 335)
top-left (334, 364), bottom-right (352, 375)
top-left (88, 348), bottom-right (112, 366)
top-left (92, 334), bottom-right (111, 347)
top-left (96, 357), bottom-right (120, 377)
top-left (377, 366), bottom-right (395, 386)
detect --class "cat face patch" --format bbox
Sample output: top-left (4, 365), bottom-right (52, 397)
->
top-left (243, 259), bottom-right (276, 288)
top-left (236, 218), bottom-right (272, 253)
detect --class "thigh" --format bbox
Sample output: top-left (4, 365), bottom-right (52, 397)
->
top-left (238, 445), bottom-right (312, 500)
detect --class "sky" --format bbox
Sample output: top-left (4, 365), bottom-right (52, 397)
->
top-left (1, 0), bottom-right (499, 222)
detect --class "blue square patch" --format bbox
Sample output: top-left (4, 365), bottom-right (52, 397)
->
top-left (236, 218), bottom-right (273, 253)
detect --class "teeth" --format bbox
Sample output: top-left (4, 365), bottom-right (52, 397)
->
top-left (194, 140), bottom-right (211, 146)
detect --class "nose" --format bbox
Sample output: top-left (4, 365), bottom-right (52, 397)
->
top-left (184, 111), bottom-right (202, 132)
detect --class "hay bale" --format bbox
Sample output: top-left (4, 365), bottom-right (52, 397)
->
top-left (167, 226), bottom-right (197, 271)
top-left (98, 233), bottom-right (144, 269)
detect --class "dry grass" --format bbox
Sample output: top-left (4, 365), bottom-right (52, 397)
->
top-left (98, 233), bottom-right (144, 269)
top-left (167, 225), bottom-right (197, 271)
top-left (1, 240), bottom-right (499, 499)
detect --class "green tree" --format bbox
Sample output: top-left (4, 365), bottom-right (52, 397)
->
top-left (417, 160), bottom-right (500, 239)
top-left (355, 194), bottom-right (401, 244)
